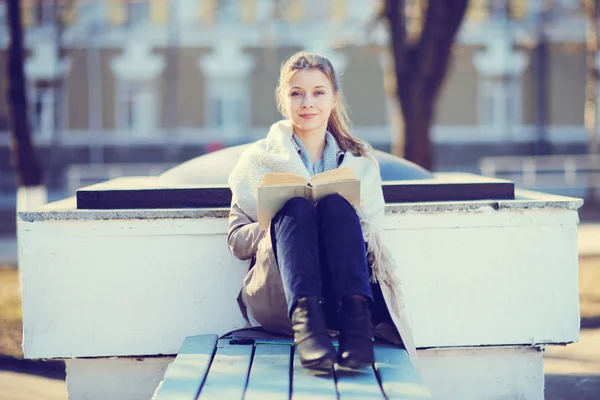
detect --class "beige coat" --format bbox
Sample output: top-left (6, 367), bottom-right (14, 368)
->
top-left (227, 203), bottom-right (419, 364)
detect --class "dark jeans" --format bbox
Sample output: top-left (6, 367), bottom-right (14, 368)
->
top-left (270, 194), bottom-right (393, 328)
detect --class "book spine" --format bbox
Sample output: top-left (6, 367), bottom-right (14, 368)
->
top-left (305, 186), bottom-right (313, 202)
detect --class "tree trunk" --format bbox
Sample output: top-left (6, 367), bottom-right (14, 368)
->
top-left (403, 77), bottom-right (436, 171)
top-left (534, 5), bottom-right (551, 155)
top-left (53, 0), bottom-right (65, 145)
top-left (6, 0), bottom-right (44, 188)
top-left (585, 0), bottom-right (599, 155)
top-left (381, 50), bottom-right (405, 158)
top-left (383, 0), bottom-right (407, 158)
top-left (384, 0), bottom-right (468, 171)
top-left (584, 0), bottom-right (600, 202)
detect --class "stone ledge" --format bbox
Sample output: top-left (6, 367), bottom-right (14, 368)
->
top-left (17, 189), bottom-right (583, 223)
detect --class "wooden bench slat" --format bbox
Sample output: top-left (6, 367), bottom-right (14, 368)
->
top-left (244, 344), bottom-right (292, 400)
top-left (290, 349), bottom-right (337, 400)
top-left (152, 334), bottom-right (218, 400)
top-left (374, 344), bottom-right (432, 399)
top-left (197, 339), bottom-right (253, 400)
top-left (334, 364), bottom-right (385, 399)
top-left (156, 337), bottom-right (434, 400)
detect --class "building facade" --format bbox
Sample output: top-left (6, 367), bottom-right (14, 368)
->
top-left (0, 0), bottom-right (592, 190)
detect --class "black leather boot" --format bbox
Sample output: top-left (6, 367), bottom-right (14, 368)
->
top-left (337, 295), bottom-right (375, 369)
top-left (291, 297), bottom-right (336, 371)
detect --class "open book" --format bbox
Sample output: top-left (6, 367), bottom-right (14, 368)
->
top-left (257, 167), bottom-right (360, 230)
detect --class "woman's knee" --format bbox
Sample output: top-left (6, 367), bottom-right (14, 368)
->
top-left (274, 196), bottom-right (316, 221)
top-left (317, 194), bottom-right (354, 216)
top-left (317, 194), bottom-right (361, 229)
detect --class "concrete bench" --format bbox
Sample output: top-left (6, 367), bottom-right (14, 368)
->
top-left (151, 334), bottom-right (431, 399)
top-left (17, 183), bottom-right (583, 399)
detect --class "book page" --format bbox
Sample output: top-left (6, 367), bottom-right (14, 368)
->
top-left (310, 180), bottom-right (360, 207)
top-left (308, 167), bottom-right (357, 187)
top-left (261, 173), bottom-right (308, 186)
top-left (257, 184), bottom-right (308, 230)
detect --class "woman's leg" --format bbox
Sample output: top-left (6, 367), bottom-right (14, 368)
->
top-left (316, 194), bottom-right (373, 304)
top-left (316, 194), bottom-right (375, 368)
top-left (271, 197), bottom-right (322, 314)
top-left (271, 197), bottom-right (335, 370)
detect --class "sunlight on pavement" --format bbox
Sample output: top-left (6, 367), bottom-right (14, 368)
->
top-left (544, 329), bottom-right (600, 375)
top-left (0, 371), bottom-right (67, 400)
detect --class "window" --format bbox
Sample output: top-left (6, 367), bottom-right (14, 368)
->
top-left (555, 0), bottom-right (580, 11)
top-left (175, 0), bottom-right (197, 24)
top-left (206, 80), bottom-right (248, 131)
top-left (22, 0), bottom-right (57, 27)
top-left (218, 0), bottom-right (237, 22)
top-left (0, 3), bottom-right (5, 26)
top-left (209, 98), bottom-right (224, 128)
top-left (478, 76), bottom-right (521, 127)
top-left (34, 0), bottom-right (56, 26)
top-left (596, 81), bottom-right (600, 127)
top-left (208, 96), bottom-right (245, 129)
top-left (489, 0), bottom-right (509, 20)
top-left (116, 80), bottom-right (159, 134)
top-left (29, 82), bottom-right (63, 136)
top-left (199, 45), bottom-right (254, 133)
top-left (127, 0), bottom-right (148, 26)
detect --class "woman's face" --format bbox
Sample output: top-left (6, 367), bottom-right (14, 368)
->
top-left (284, 69), bottom-right (338, 137)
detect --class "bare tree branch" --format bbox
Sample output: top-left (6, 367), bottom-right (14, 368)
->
top-left (415, 1), bottom-right (469, 95)
top-left (384, 0), bottom-right (408, 87)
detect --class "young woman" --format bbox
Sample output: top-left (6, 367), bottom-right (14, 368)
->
top-left (227, 51), bottom-right (416, 371)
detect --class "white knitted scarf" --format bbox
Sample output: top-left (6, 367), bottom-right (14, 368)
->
top-left (228, 120), bottom-right (403, 313)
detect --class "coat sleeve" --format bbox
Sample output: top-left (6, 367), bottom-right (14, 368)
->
top-left (227, 202), bottom-right (266, 261)
top-left (360, 154), bottom-right (386, 228)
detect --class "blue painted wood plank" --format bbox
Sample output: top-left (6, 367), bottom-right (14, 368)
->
top-left (197, 339), bottom-right (254, 400)
top-left (374, 344), bottom-right (432, 399)
top-left (334, 364), bottom-right (385, 399)
top-left (290, 349), bottom-right (337, 400)
top-left (152, 334), bottom-right (218, 400)
top-left (244, 344), bottom-right (292, 400)
top-left (247, 338), bottom-right (339, 346)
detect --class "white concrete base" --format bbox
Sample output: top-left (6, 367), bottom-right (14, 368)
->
top-left (419, 346), bottom-right (544, 400)
top-left (63, 346), bottom-right (543, 400)
top-left (19, 206), bottom-right (580, 359)
top-left (66, 356), bottom-right (174, 400)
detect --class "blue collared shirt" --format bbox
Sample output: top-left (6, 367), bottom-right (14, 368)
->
top-left (292, 131), bottom-right (344, 176)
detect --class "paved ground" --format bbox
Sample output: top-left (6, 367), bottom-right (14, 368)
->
top-left (0, 372), bottom-right (67, 400)
top-left (544, 328), bottom-right (600, 399)
top-left (0, 236), bottom-right (17, 265)
top-left (578, 224), bottom-right (600, 257)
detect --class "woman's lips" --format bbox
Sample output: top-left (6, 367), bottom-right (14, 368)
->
top-left (300, 114), bottom-right (317, 120)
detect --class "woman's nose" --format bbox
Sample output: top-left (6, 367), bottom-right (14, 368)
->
top-left (301, 97), bottom-right (313, 108)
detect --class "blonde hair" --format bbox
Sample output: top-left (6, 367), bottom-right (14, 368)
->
top-left (275, 51), bottom-right (371, 157)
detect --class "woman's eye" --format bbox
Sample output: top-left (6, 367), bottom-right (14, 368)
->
top-left (315, 91), bottom-right (325, 96)
top-left (290, 92), bottom-right (301, 97)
